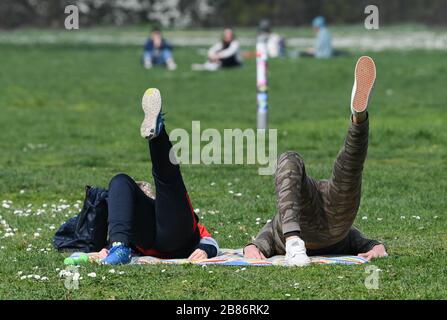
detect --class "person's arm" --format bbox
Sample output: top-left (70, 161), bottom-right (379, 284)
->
top-left (189, 236), bottom-right (219, 260)
top-left (143, 39), bottom-right (153, 53)
top-left (162, 39), bottom-right (173, 51)
top-left (349, 227), bottom-right (387, 260)
top-left (208, 42), bottom-right (223, 60)
top-left (216, 41), bottom-right (240, 59)
top-left (244, 220), bottom-right (275, 259)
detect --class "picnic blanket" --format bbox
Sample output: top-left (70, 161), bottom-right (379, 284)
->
top-left (86, 248), bottom-right (368, 266)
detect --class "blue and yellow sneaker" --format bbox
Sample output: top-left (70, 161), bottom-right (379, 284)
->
top-left (140, 88), bottom-right (164, 140)
top-left (101, 242), bottom-right (131, 265)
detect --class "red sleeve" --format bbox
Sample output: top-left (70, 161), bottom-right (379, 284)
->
top-left (197, 223), bottom-right (211, 238)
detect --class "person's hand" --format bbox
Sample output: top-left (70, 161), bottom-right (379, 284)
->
top-left (89, 248), bottom-right (108, 261)
top-left (209, 53), bottom-right (219, 62)
top-left (243, 244), bottom-right (266, 259)
top-left (188, 249), bottom-right (208, 261)
top-left (358, 244), bottom-right (388, 261)
top-left (98, 248), bottom-right (109, 259)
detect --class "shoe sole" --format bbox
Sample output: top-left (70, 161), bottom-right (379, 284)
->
top-left (140, 88), bottom-right (162, 139)
top-left (352, 56), bottom-right (376, 113)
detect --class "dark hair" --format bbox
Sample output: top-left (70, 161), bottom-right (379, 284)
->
top-left (258, 19), bottom-right (271, 33)
top-left (151, 26), bottom-right (161, 33)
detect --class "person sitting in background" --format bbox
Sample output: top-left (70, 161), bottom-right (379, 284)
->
top-left (142, 27), bottom-right (177, 70)
top-left (258, 19), bottom-right (286, 58)
top-left (243, 19), bottom-right (286, 60)
top-left (302, 16), bottom-right (333, 59)
top-left (192, 27), bottom-right (242, 71)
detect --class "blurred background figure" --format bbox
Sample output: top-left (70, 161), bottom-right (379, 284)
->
top-left (192, 27), bottom-right (242, 71)
top-left (142, 26), bottom-right (177, 70)
top-left (258, 19), bottom-right (286, 58)
top-left (302, 16), bottom-right (333, 59)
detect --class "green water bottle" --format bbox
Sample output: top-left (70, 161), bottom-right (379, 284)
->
top-left (64, 252), bottom-right (89, 265)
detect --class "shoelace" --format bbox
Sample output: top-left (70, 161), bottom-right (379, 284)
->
top-left (113, 248), bottom-right (130, 259)
top-left (109, 245), bottom-right (129, 257)
top-left (116, 250), bottom-right (129, 259)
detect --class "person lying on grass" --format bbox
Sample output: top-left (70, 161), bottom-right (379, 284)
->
top-left (244, 56), bottom-right (387, 266)
top-left (101, 88), bottom-right (219, 265)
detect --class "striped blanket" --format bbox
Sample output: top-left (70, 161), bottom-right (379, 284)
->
top-left (127, 248), bottom-right (368, 266)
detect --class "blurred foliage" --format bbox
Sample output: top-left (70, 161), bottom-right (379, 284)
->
top-left (209, 0), bottom-right (447, 27)
top-left (0, 0), bottom-right (446, 29)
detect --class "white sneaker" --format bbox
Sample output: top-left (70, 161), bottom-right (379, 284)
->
top-left (204, 61), bottom-right (220, 71)
top-left (350, 56), bottom-right (376, 116)
top-left (191, 61), bottom-right (220, 72)
top-left (140, 88), bottom-right (163, 140)
top-left (143, 59), bottom-right (153, 69)
top-left (285, 237), bottom-right (311, 266)
top-left (191, 63), bottom-right (206, 71)
top-left (166, 59), bottom-right (177, 71)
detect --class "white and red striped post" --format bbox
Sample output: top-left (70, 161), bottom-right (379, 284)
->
top-left (256, 34), bottom-right (269, 130)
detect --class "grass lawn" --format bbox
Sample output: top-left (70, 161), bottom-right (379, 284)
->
top-left (0, 40), bottom-right (446, 299)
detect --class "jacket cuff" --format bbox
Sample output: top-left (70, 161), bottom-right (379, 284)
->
top-left (250, 240), bottom-right (271, 258)
top-left (196, 243), bottom-right (217, 258)
top-left (284, 231), bottom-right (300, 239)
top-left (363, 240), bottom-right (383, 253)
top-left (282, 222), bottom-right (300, 235)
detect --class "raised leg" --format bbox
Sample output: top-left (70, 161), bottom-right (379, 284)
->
top-left (275, 151), bottom-right (320, 235)
top-left (107, 173), bottom-right (156, 249)
top-left (276, 151), bottom-right (330, 266)
top-left (148, 127), bottom-right (198, 253)
top-left (326, 118), bottom-right (369, 237)
top-left (325, 55), bottom-right (375, 240)
top-left (276, 151), bottom-right (329, 245)
top-left (142, 51), bottom-right (153, 69)
top-left (140, 88), bottom-right (199, 253)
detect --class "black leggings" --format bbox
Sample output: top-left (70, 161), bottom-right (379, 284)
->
top-left (107, 127), bottom-right (199, 257)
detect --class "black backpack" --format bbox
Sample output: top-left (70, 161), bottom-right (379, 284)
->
top-left (53, 186), bottom-right (109, 253)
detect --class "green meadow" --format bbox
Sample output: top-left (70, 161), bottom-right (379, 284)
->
top-left (0, 28), bottom-right (446, 299)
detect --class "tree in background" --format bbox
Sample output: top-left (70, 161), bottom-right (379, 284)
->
top-left (0, 0), bottom-right (446, 29)
top-left (0, 0), bottom-right (215, 28)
